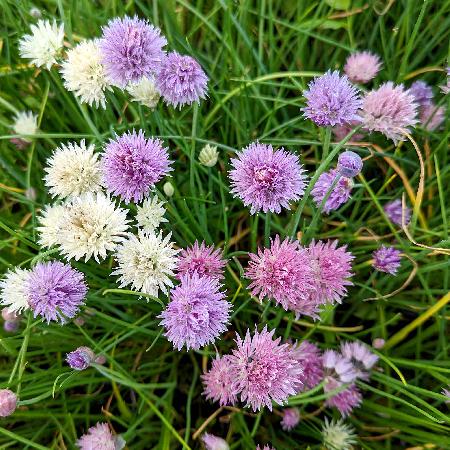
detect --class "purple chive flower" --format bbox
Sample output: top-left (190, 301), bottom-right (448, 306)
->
top-left (201, 433), bottom-right (230, 450)
top-left (332, 121), bottom-right (364, 142)
top-left (99, 15), bottom-right (167, 87)
top-left (311, 169), bottom-right (353, 214)
top-left (66, 346), bottom-right (95, 371)
top-left (420, 104), bottom-right (446, 131)
top-left (337, 151), bottom-right (363, 178)
top-left (229, 327), bottom-right (303, 411)
top-left (245, 236), bottom-right (316, 318)
top-left (202, 355), bottom-right (239, 406)
top-left (77, 422), bottom-right (125, 450)
top-left (325, 381), bottom-right (362, 417)
top-left (159, 273), bottom-right (231, 350)
top-left (156, 52), bottom-right (208, 108)
top-left (372, 246), bottom-right (402, 275)
top-left (360, 82), bottom-right (418, 143)
top-left (291, 340), bottom-right (323, 390)
top-left (384, 199), bottom-right (411, 226)
top-left (4, 321), bottom-right (19, 333)
top-left (280, 407), bottom-right (300, 431)
top-left (409, 81), bottom-right (433, 108)
top-left (0, 389), bottom-right (17, 417)
top-left (176, 241), bottom-right (226, 280)
top-left (27, 261), bottom-right (87, 324)
top-left (323, 350), bottom-right (357, 384)
top-left (442, 386), bottom-right (450, 404)
top-left (229, 142), bottom-right (307, 215)
top-left (340, 341), bottom-right (378, 380)
top-left (344, 51), bottom-right (382, 84)
top-left (302, 70), bottom-right (362, 127)
top-left (102, 130), bottom-right (172, 203)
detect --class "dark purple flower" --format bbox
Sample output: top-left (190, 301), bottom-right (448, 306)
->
top-left (384, 199), bottom-right (411, 226)
top-left (27, 261), bottom-right (87, 324)
top-left (156, 52), bottom-right (208, 108)
top-left (409, 81), bottom-right (433, 108)
top-left (280, 407), bottom-right (300, 431)
top-left (99, 15), bottom-right (167, 87)
top-left (311, 169), bottom-right (353, 213)
top-left (302, 70), bottom-right (362, 127)
top-left (66, 346), bottom-right (95, 371)
top-left (372, 246), bottom-right (402, 275)
top-left (337, 151), bottom-right (363, 178)
top-left (229, 141), bottom-right (307, 214)
top-left (102, 130), bottom-right (172, 203)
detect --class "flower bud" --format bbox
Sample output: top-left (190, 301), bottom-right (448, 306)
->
top-left (199, 144), bottom-right (219, 167)
top-left (0, 389), bottom-right (17, 417)
top-left (66, 346), bottom-right (95, 371)
top-left (337, 150), bottom-right (363, 178)
top-left (163, 181), bottom-right (174, 197)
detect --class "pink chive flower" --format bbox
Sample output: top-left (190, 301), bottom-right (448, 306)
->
top-left (344, 51), bottom-right (382, 84)
top-left (306, 240), bottom-right (354, 306)
top-left (325, 380), bottom-right (362, 417)
top-left (156, 52), bottom-right (208, 108)
top-left (372, 338), bottom-right (385, 349)
top-left (27, 261), bottom-right (87, 324)
top-left (280, 407), bottom-right (300, 431)
top-left (159, 273), bottom-right (231, 350)
top-left (66, 346), bottom-right (96, 371)
top-left (229, 327), bottom-right (303, 411)
top-left (176, 241), bottom-right (226, 280)
top-left (332, 121), bottom-right (364, 142)
top-left (99, 16), bottom-right (167, 87)
top-left (360, 82), bottom-right (418, 143)
top-left (0, 389), bottom-right (17, 417)
top-left (420, 104), bottom-right (446, 131)
top-left (442, 387), bottom-right (450, 404)
top-left (201, 433), bottom-right (230, 450)
top-left (102, 130), bottom-right (172, 204)
top-left (76, 422), bottom-right (125, 450)
top-left (245, 236), bottom-right (316, 319)
top-left (372, 246), bottom-right (402, 275)
top-left (311, 169), bottom-right (354, 214)
top-left (229, 142), bottom-right (307, 215)
top-left (384, 199), bottom-right (411, 226)
top-left (337, 151), bottom-right (363, 178)
top-left (256, 446), bottom-right (276, 450)
top-left (291, 340), bottom-right (323, 390)
top-left (322, 350), bottom-right (357, 383)
top-left (409, 81), bottom-right (433, 108)
top-left (302, 70), bottom-right (362, 127)
top-left (340, 341), bottom-right (378, 380)
top-left (202, 355), bottom-right (239, 406)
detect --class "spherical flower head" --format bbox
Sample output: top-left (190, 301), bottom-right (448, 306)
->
top-left (66, 346), bottom-right (95, 370)
top-left (291, 340), bottom-right (323, 390)
top-left (360, 82), bottom-right (418, 143)
top-left (344, 51), bottom-right (382, 84)
top-left (332, 121), bottom-right (364, 142)
top-left (159, 273), bottom-right (231, 350)
top-left (383, 199), bottom-right (411, 226)
top-left (126, 76), bottom-right (160, 109)
top-left (312, 169), bottom-right (353, 214)
top-left (202, 355), bottom-right (239, 406)
top-left (420, 103), bottom-right (445, 131)
top-left (76, 422), bottom-right (125, 450)
top-left (0, 389), bottom-right (17, 417)
top-left (156, 52), bottom-right (208, 108)
top-left (340, 341), bottom-right (378, 380)
top-left (302, 70), bottom-right (362, 127)
top-left (27, 261), bottom-right (87, 324)
top-left (177, 241), bottom-right (226, 280)
top-left (229, 142), bottom-right (308, 214)
top-left (112, 230), bottom-right (179, 297)
top-left (135, 196), bottom-right (167, 233)
top-left (2, 307), bottom-right (19, 322)
top-left (409, 81), bottom-right (433, 108)
top-left (12, 111), bottom-right (38, 144)
top-left (325, 382), bottom-right (362, 417)
top-left (99, 15), bottom-right (167, 87)
top-left (102, 130), bottom-right (172, 203)
top-left (322, 418), bottom-right (357, 450)
top-left (229, 327), bottom-right (303, 411)
top-left (4, 321), bottom-right (19, 333)
top-left (337, 151), bottom-right (363, 178)
top-left (322, 350), bottom-right (357, 383)
top-left (44, 140), bottom-right (103, 199)
top-left (61, 40), bottom-right (112, 109)
top-left (372, 246), bottom-right (401, 275)
top-left (280, 407), bottom-right (300, 431)
top-left (199, 144), bottom-right (219, 167)
top-left (372, 338), bottom-right (385, 349)
top-left (0, 267), bottom-right (31, 314)
top-left (201, 433), bottom-right (230, 450)
top-left (19, 19), bottom-right (64, 69)
top-left (245, 236), bottom-right (316, 318)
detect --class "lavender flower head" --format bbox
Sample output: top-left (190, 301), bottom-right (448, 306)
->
top-left (202, 355), bottom-right (238, 406)
top-left (322, 350), bottom-right (357, 384)
top-left (340, 341), bottom-right (378, 380)
top-left (280, 407), bottom-right (300, 431)
top-left (159, 273), bottom-right (231, 350)
top-left (344, 51), bottom-right (382, 84)
top-left (102, 130), bottom-right (172, 203)
top-left (4, 321), bottom-right (19, 333)
top-left (176, 241), bottom-right (226, 280)
top-left (229, 327), bottom-right (303, 411)
top-left (0, 389), bottom-right (17, 417)
top-left (156, 52), bottom-right (208, 108)
top-left (360, 82), bottom-right (418, 143)
top-left (372, 246), bottom-right (402, 275)
top-left (302, 70), bottom-right (362, 127)
top-left (99, 16), bottom-right (167, 87)
top-left (201, 433), bottom-right (230, 450)
top-left (76, 422), bottom-right (125, 450)
top-left (229, 142), bottom-right (307, 214)
top-left (27, 261), bottom-right (87, 324)
top-left (409, 81), bottom-right (433, 108)
top-left (291, 340), bottom-right (323, 390)
top-left (66, 346), bottom-right (95, 371)
top-left (311, 169), bottom-right (354, 214)
top-left (420, 104), bottom-right (446, 131)
top-left (384, 199), bottom-right (411, 226)
top-left (337, 151), bottom-right (363, 178)
top-left (325, 382), bottom-right (362, 417)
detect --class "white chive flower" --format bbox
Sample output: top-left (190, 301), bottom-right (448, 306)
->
top-left (37, 203), bottom-right (67, 248)
top-left (126, 77), bottom-right (160, 109)
top-left (0, 267), bottom-right (31, 314)
top-left (12, 111), bottom-right (38, 142)
top-left (322, 418), bottom-right (357, 450)
top-left (135, 196), bottom-right (167, 233)
top-left (199, 144), bottom-right (219, 167)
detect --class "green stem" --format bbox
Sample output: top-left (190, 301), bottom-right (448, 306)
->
top-left (264, 211), bottom-right (271, 246)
